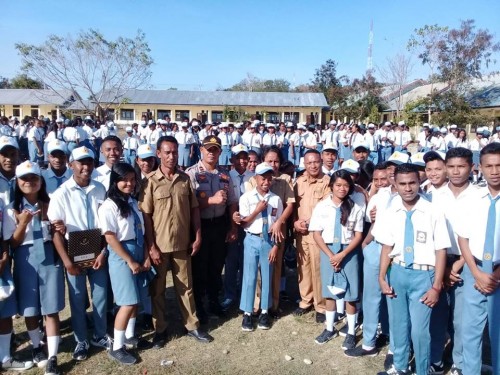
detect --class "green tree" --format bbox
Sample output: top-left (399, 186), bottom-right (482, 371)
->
top-left (226, 74), bottom-right (292, 92)
top-left (311, 59), bottom-right (344, 105)
top-left (0, 76), bottom-right (10, 89)
top-left (9, 74), bottom-right (43, 89)
top-left (16, 29), bottom-right (153, 117)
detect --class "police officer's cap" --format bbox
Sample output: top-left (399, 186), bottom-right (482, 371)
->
top-left (202, 136), bottom-right (221, 149)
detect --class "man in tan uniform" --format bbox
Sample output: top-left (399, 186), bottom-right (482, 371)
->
top-left (140, 135), bottom-right (213, 348)
top-left (293, 149), bottom-right (331, 322)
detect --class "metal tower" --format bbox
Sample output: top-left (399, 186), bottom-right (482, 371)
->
top-left (367, 20), bottom-right (374, 76)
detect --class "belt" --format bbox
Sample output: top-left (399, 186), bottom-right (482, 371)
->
top-left (394, 259), bottom-right (434, 271)
top-left (248, 232), bottom-right (265, 238)
top-left (201, 216), bottom-right (226, 224)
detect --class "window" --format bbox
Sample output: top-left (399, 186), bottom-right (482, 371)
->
top-left (175, 110), bottom-right (190, 122)
top-left (211, 111), bottom-right (223, 122)
top-left (12, 105), bottom-right (20, 117)
top-left (120, 109), bottom-right (134, 120)
top-left (106, 109), bottom-right (115, 121)
top-left (31, 106), bottom-right (39, 118)
top-left (284, 112), bottom-right (299, 123)
top-left (157, 110), bottom-right (171, 120)
top-left (266, 112), bottom-right (279, 123)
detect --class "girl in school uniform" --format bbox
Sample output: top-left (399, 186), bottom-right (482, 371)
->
top-left (308, 169), bottom-right (364, 350)
top-left (98, 162), bottom-right (151, 365)
top-left (4, 161), bottom-right (64, 375)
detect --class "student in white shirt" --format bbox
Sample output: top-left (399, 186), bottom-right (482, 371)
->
top-left (93, 136), bottom-right (123, 191)
top-left (41, 140), bottom-right (72, 197)
top-left (374, 163), bottom-right (449, 375)
top-left (456, 143), bottom-right (500, 375)
top-left (262, 124), bottom-right (278, 148)
top-left (175, 123), bottom-right (195, 169)
top-left (422, 151), bottom-right (448, 196)
top-left (27, 119), bottom-right (44, 164)
top-left (123, 127), bottom-right (140, 166)
top-left (309, 170), bottom-right (364, 350)
top-left (321, 143), bottom-right (338, 176)
top-left (238, 163), bottom-right (283, 331)
top-left (242, 124), bottom-right (262, 156)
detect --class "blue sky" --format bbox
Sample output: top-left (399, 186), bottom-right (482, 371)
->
top-left (1, 0), bottom-right (499, 90)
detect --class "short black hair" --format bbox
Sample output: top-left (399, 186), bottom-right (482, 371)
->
top-left (102, 135), bottom-right (122, 148)
top-left (480, 142), bottom-right (500, 163)
top-left (394, 163), bottom-right (420, 180)
top-left (157, 135), bottom-right (178, 150)
top-left (423, 151), bottom-right (445, 164)
top-left (304, 149), bottom-right (321, 158)
top-left (374, 162), bottom-right (387, 171)
top-left (446, 147), bottom-right (473, 165)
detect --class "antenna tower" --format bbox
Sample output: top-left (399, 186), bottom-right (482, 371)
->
top-left (367, 20), bottom-right (374, 76)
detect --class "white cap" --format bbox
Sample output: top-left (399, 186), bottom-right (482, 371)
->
top-left (107, 122), bottom-right (115, 128)
top-left (205, 120), bottom-right (213, 126)
top-left (56, 117), bottom-right (64, 123)
top-left (476, 127), bottom-right (484, 133)
top-left (234, 123), bottom-right (243, 129)
top-left (0, 136), bottom-right (19, 151)
top-left (70, 146), bottom-right (94, 162)
top-left (9, 116), bottom-right (17, 122)
top-left (387, 151), bottom-right (410, 165)
top-left (352, 139), bottom-right (370, 151)
top-left (139, 120), bottom-right (147, 126)
top-left (398, 120), bottom-right (405, 126)
top-left (252, 120), bottom-right (261, 126)
top-left (181, 122), bottom-right (189, 128)
top-left (266, 123), bottom-right (276, 129)
top-left (249, 123), bottom-right (257, 128)
top-left (367, 123), bottom-right (376, 129)
top-left (440, 127), bottom-right (448, 134)
top-left (286, 122), bottom-right (294, 128)
top-left (322, 142), bottom-right (338, 152)
top-left (255, 162), bottom-right (273, 175)
top-left (340, 159), bottom-right (360, 174)
top-left (231, 144), bottom-right (249, 155)
top-left (329, 120), bottom-right (337, 125)
top-left (410, 152), bottom-right (426, 167)
top-left (125, 126), bottom-right (133, 132)
top-left (422, 123), bottom-right (430, 128)
top-left (47, 140), bottom-right (67, 154)
top-left (192, 120), bottom-right (200, 127)
top-left (16, 161), bottom-right (41, 178)
top-left (450, 124), bottom-right (458, 129)
top-left (84, 115), bottom-right (92, 121)
top-left (219, 122), bottom-right (228, 128)
top-left (298, 124), bottom-right (307, 130)
top-left (137, 144), bottom-right (155, 159)
top-left (148, 120), bottom-right (155, 126)
top-left (384, 121), bottom-right (392, 127)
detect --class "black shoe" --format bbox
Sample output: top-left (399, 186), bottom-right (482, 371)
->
top-left (293, 306), bottom-right (312, 316)
top-left (341, 333), bottom-right (356, 350)
top-left (208, 302), bottom-right (226, 317)
top-left (257, 313), bottom-right (271, 330)
top-left (187, 329), bottom-right (214, 343)
top-left (334, 312), bottom-right (346, 323)
top-left (279, 291), bottom-right (290, 302)
top-left (45, 356), bottom-right (60, 375)
top-left (32, 346), bottom-right (48, 368)
top-left (141, 314), bottom-right (154, 332)
top-left (1, 358), bottom-right (34, 371)
top-left (124, 336), bottom-right (153, 350)
top-left (429, 362), bottom-right (444, 375)
top-left (220, 298), bottom-right (235, 312)
top-left (376, 366), bottom-right (411, 375)
top-left (269, 309), bottom-right (281, 320)
top-left (314, 329), bottom-right (338, 344)
top-left (384, 353), bottom-right (394, 371)
top-left (375, 334), bottom-right (390, 348)
top-left (72, 340), bottom-right (89, 361)
top-left (315, 312), bottom-right (326, 323)
top-left (344, 345), bottom-right (378, 357)
top-left (108, 347), bottom-right (137, 365)
top-left (339, 323), bottom-right (360, 337)
top-left (241, 315), bottom-right (253, 332)
top-left (152, 331), bottom-right (167, 349)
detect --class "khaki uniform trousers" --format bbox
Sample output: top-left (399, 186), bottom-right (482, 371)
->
top-left (296, 237), bottom-right (325, 313)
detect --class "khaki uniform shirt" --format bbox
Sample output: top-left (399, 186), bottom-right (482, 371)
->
top-left (185, 161), bottom-right (237, 220)
top-left (294, 173), bottom-right (331, 244)
top-left (139, 168), bottom-right (198, 253)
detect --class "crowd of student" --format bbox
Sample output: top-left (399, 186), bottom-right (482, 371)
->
top-left (0, 113), bottom-right (499, 375)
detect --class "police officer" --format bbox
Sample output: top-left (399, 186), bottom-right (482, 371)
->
top-left (186, 136), bottom-right (238, 321)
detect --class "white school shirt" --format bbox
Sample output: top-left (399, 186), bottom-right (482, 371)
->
top-left (229, 169), bottom-right (255, 200)
top-left (303, 132), bottom-right (317, 148)
top-left (431, 136), bottom-right (446, 151)
top-left (456, 139), bottom-right (470, 149)
top-left (365, 186), bottom-right (395, 223)
top-left (262, 133), bottom-right (278, 146)
top-left (42, 167), bottom-right (73, 197)
top-left (218, 131), bottom-right (233, 147)
top-left (387, 130), bottom-right (396, 145)
top-left (28, 126), bottom-right (43, 142)
top-left (455, 186), bottom-right (500, 264)
top-left (322, 165), bottom-right (336, 177)
top-left (174, 131), bottom-right (194, 145)
top-left (98, 197), bottom-right (144, 242)
top-left (3, 198), bottom-right (52, 244)
top-left (469, 138), bottom-right (482, 152)
top-left (0, 125), bottom-right (13, 137)
top-left (123, 136), bottom-right (140, 151)
top-left (338, 129), bottom-right (348, 144)
top-left (77, 126), bottom-right (88, 141)
top-left (231, 131), bottom-right (243, 146)
top-left (82, 124), bottom-right (95, 139)
top-left (93, 164), bottom-right (112, 191)
top-left (308, 195), bottom-right (364, 244)
top-left (432, 183), bottom-right (479, 256)
top-left (393, 130), bottom-right (404, 146)
top-left (242, 132), bottom-right (262, 149)
top-left (47, 177), bottom-right (106, 239)
top-left (44, 131), bottom-right (56, 144)
top-left (288, 132), bottom-right (300, 146)
top-left (0, 172), bottom-right (16, 206)
top-left (62, 127), bottom-right (79, 142)
top-left (239, 189), bottom-right (283, 235)
top-left (377, 130), bottom-right (390, 147)
top-left (372, 194), bottom-right (451, 266)
top-left (364, 132), bottom-right (378, 151)
top-left (445, 133), bottom-right (458, 149)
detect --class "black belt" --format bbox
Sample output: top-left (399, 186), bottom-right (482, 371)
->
top-left (201, 216), bottom-right (226, 224)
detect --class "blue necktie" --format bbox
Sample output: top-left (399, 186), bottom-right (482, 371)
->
top-left (131, 204), bottom-right (144, 248)
top-left (260, 202), bottom-right (269, 243)
top-left (55, 175), bottom-right (65, 188)
top-left (8, 180), bottom-right (15, 202)
top-left (25, 203), bottom-right (45, 263)
top-left (332, 206), bottom-right (342, 253)
top-left (483, 196), bottom-right (499, 273)
top-left (78, 188), bottom-right (94, 229)
top-left (403, 210), bottom-right (415, 267)
top-left (238, 174), bottom-right (245, 195)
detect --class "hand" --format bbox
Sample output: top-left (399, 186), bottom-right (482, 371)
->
top-left (0, 259), bottom-right (7, 275)
top-left (142, 257), bottom-right (151, 272)
top-left (369, 206), bottom-right (377, 222)
top-left (379, 279), bottom-right (396, 298)
top-left (329, 253), bottom-right (344, 268)
top-left (293, 220), bottom-right (308, 235)
top-left (210, 190), bottom-right (227, 205)
top-left (269, 221), bottom-right (284, 243)
top-left (232, 211), bottom-right (242, 225)
top-left (225, 227), bottom-right (238, 243)
top-left (50, 220), bottom-right (66, 236)
top-left (16, 210), bottom-right (34, 227)
top-left (128, 260), bottom-right (141, 274)
top-left (474, 270), bottom-right (499, 295)
top-left (444, 266), bottom-right (461, 287)
top-left (65, 262), bottom-right (82, 276)
top-left (254, 199), bottom-right (268, 214)
top-left (149, 245), bottom-right (163, 266)
top-left (93, 252), bottom-right (106, 270)
top-left (420, 288), bottom-right (440, 307)
top-left (190, 237), bottom-right (202, 256)
top-left (268, 246), bottom-right (278, 263)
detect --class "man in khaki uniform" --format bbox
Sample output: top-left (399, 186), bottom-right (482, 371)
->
top-left (140, 135), bottom-right (213, 348)
top-left (293, 149), bottom-right (331, 322)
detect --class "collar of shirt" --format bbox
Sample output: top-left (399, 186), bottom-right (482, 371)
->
top-left (67, 176), bottom-right (99, 194)
top-left (153, 167), bottom-right (182, 182)
top-left (250, 188), bottom-right (272, 201)
top-left (391, 194), bottom-right (429, 214)
top-left (479, 185), bottom-right (500, 200)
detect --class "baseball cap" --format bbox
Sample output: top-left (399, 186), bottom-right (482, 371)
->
top-left (266, 123), bottom-right (276, 129)
top-left (202, 136), bottom-right (222, 149)
top-left (367, 123), bottom-right (376, 129)
top-left (255, 162), bottom-right (274, 175)
top-left (137, 144), bottom-right (155, 159)
top-left (410, 152), bottom-right (426, 167)
top-left (322, 143), bottom-right (338, 152)
top-left (16, 161), bottom-right (41, 178)
top-left (125, 126), bottom-right (133, 132)
top-left (340, 159), bottom-right (360, 174)
top-left (352, 139), bottom-right (370, 151)
top-left (387, 151), bottom-right (410, 165)
top-left (70, 146), bottom-right (94, 162)
top-left (329, 120), bottom-right (337, 125)
top-left (423, 150), bottom-right (446, 163)
top-left (298, 124), bottom-right (307, 131)
top-left (0, 136), bottom-right (19, 152)
top-left (398, 120), bottom-right (405, 126)
top-left (47, 140), bottom-right (67, 154)
top-left (231, 144), bottom-right (248, 155)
